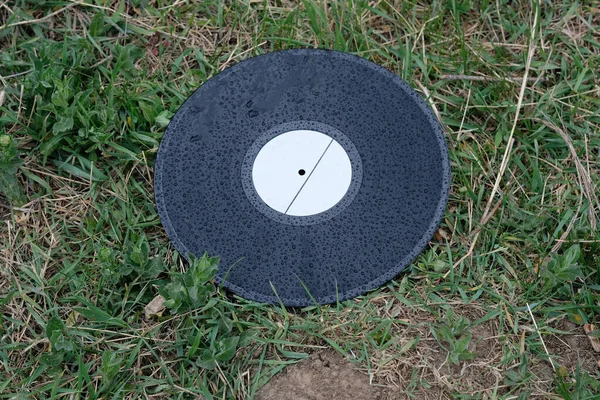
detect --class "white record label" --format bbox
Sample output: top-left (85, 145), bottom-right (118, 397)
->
top-left (251, 130), bottom-right (352, 216)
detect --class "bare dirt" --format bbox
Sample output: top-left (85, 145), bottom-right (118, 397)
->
top-left (255, 350), bottom-right (394, 400)
top-left (544, 319), bottom-right (599, 373)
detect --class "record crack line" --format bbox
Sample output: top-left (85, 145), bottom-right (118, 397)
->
top-left (284, 138), bottom-right (334, 214)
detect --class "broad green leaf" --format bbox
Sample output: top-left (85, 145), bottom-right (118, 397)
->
top-left (74, 305), bottom-right (127, 328)
top-left (196, 348), bottom-right (217, 370)
top-left (155, 110), bottom-right (173, 128)
top-left (101, 351), bottom-right (123, 381)
top-left (46, 317), bottom-right (66, 343)
top-left (215, 336), bottom-right (239, 362)
top-left (89, 12), bottom-right (105, 37)
top-left (563, 244), bottom-right (581, 266)
top-left (52, 114), bottom-right (74, 134)
top-left (52, 159), bottom-right (108, 182)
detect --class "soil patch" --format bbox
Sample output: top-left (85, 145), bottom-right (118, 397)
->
top-left (255, 350), bottom-right (393, 400)
top-left (544, 319), bottom-right (599, 373)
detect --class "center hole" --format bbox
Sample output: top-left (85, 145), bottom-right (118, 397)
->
top-left (298, 169), bottom-right (306, 176)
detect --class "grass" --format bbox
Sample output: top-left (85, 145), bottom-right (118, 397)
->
top-left (1, 0), bottom-right (599, 398)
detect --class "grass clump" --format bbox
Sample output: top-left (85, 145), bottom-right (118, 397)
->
top-left (0, 133), bottom-right (24, 205)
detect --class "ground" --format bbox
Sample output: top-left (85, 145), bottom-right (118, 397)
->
top-left (1, 1), bottom-right (600, 399)
top-left (256, 350), bottom-right (392, 400)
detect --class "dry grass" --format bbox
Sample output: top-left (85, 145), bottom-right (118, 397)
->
top-left (1, 0), bottom-right (599, 398)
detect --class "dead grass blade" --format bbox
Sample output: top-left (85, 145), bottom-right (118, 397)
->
top-left (537, 118), bottom-right (599, 231)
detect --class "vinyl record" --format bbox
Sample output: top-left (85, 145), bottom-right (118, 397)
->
top-left (155, 49), bottom-right (450, 306)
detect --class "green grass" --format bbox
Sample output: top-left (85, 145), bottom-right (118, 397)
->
top-left (1, 0), bottom-right (600, 399)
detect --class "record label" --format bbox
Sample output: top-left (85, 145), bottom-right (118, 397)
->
top-left (251, 129), bottom-right (352, 216)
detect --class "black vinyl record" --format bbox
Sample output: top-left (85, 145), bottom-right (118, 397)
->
top-left (155, 49), bottom-right (450, 306)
